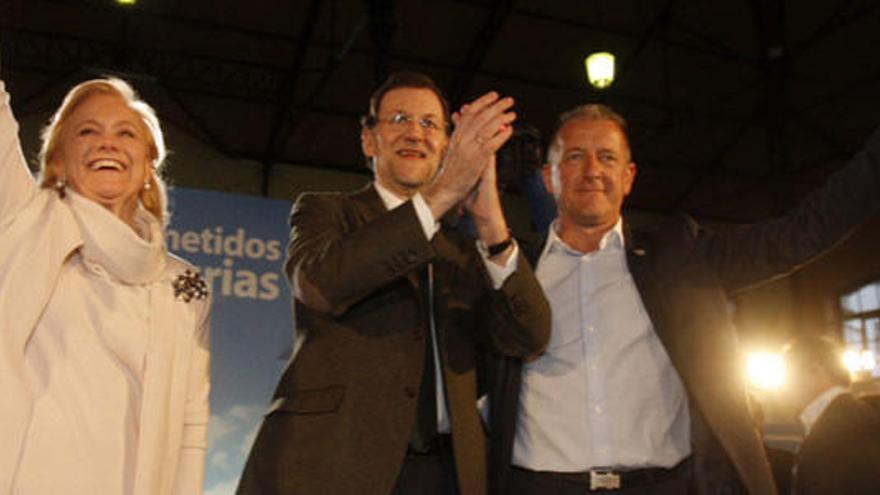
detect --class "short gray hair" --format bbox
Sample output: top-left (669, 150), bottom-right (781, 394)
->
top-left (546, 104), bottom-right (630, 166)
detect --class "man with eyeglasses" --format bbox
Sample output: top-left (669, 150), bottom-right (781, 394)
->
top-left (238, 71), bottom-right (550, 495)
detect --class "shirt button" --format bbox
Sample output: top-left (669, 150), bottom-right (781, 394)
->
top-left (587, 326), bottom-right (595, 333)
top-left (590, 364), bottom-right (598, 371)
top-left (594, 405), bottom-right (603, 414)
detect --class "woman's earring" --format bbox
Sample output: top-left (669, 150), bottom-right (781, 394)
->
top-left (55, 176), bottom-right (67, 198)
top-left (143, 179), bottom-right (152, 191)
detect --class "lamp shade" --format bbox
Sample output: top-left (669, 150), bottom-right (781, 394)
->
top-left (585, 52), bottom-right (615, 89)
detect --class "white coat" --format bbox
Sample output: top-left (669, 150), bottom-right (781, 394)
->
top-left (0, 82), bottom-right (210, 494)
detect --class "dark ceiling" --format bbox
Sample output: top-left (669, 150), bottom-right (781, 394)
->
top-left (3, 0), bottom-right (880, 222)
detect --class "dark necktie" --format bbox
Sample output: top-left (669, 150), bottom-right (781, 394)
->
top-left (410, 264), bottom-right (437, 451)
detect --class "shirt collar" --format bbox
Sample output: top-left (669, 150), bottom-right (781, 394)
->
top-left (799, 385), bottom-right (847, 435)
top-left (541, 217), bottom-right (625, 260)
top-left (373, 181), bottom-right (407, 210)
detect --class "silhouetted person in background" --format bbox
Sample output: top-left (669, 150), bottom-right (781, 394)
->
top-left (783, 336), bottom-right (880, 495)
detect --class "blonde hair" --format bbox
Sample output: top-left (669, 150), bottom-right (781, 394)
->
top-left (38, 77), bottom-right (169, 224)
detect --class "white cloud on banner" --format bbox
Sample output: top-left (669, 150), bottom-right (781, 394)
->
top-left (240, 422), bottom-right (261, 455)
top-left (206, 402), bottom-right (266, 488)
top-left (229, 403), bottom-right (264, 422)
top-left (210, 450), bottom-right (231, 469)
top-left (205, 478), bottom-right (239, 495)
top-left (208, 414), bottom-right (234, 445)
top-left (209, 403), bottom-right (264, 444)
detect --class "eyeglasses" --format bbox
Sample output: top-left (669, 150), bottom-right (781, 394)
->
top-left (374, 111), bottom-right (447, 133)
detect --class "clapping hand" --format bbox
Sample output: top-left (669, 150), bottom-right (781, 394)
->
top-left (422, 91), bottom-right (515, 222)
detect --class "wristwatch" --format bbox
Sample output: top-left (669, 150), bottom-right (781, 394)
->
top-left (487, 235), bottom-right (514, 257)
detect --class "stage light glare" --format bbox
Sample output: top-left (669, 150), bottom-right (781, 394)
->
top-left (585, 52), bottom-right (615, 89)
top-left (843, 349), bottom-right (876, 372)
top-left (746, 352), bottom-right (786, 390)
top-left (843, 350), bottom-right (861, 372)
top-left (115, 0), bottom-right (136, 5)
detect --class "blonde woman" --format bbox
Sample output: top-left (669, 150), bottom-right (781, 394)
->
top-left (0, 77), bottom-right (211, 494)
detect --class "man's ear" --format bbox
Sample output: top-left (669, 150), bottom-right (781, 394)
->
top-left (361, 126), bottom-right (376, 158)
top-left (541, 163), bottom-right (555, 196)
top-left (622, 162), bottom-right (637, 196)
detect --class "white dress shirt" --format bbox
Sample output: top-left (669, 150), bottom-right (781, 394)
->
top-left (513, 218), bottom-right (691, 471)
top-left (799, 385), bottom-right (847, 435)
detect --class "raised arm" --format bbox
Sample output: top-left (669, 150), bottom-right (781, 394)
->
top-left (481, 249), bottom-right (551, 359)
top-left (286, 192), bottom-right (436, 317)
top-left (700, 127), bottom-right (880, 292)
top-left (0, 81), bottom-right (39, 225)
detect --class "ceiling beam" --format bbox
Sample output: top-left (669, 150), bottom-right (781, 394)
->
top-left (616, 0), bottom-right (677, 83)
top-left (791, 1), bottom-right (880, 58)
top-left (0, 25), bottom-right (755, 124)
top-left (448, 0), bottom-right (514, 106)
top-left (1, 27), bottom-right (295, 97)
top-left (259, 0), bottom-right (325, 195)
top-left (257, 13), bottom-right (369, 194)
top-left (664, 18), bottom-right (752, 62)
top-left (160, 84), bottom-right (236, 157)
top-left (667, 105), bottom-right (760, 211)
top-left (365, 0), bottom-right (397, 87)
top-left (452, 0), bottom-right (759, 64)
top-left (750, 0), bottom-right (791, 178)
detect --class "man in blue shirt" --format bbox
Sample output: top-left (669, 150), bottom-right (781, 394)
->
top-left (492, 104), bottom-right (880, 495)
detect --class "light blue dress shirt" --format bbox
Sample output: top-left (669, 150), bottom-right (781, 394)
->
top-left (513, 219), bottom-right (691, 471)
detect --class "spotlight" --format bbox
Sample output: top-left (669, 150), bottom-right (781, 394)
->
top-left (843, 349), bottom-right (876, 373)
top-left (585, 52), bottom-right (615, 89)
top-left (746, 352), bottom-right (786, 390)
top-left (115, 0), bottom-right (136, 5)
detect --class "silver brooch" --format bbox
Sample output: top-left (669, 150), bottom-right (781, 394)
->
top-left (173, 269), bottom-right (209, 302)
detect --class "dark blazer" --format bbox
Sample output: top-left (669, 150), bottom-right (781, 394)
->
top-left (238, 185), bottom-right (551, 495)
top-left (490, 128), bottom-right (880, 495)
top-left (795, 393), bottom-right (880, 495)
top-left (765, 445), bottom-right (795, 495)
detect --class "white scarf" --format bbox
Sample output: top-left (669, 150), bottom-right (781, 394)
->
top-left (66, 191), bottom-right (166, 285)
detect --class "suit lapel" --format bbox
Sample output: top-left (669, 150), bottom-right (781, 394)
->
top-left (350, 183), bottom-right (389, 223)
top-left (623, 223), bottom-right (675, 350)
top-left (352, 184), bottom-right (424, 289)
top-left (523, 232), bottom-right (547, 268)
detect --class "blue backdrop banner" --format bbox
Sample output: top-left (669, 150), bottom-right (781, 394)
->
top-left (166, 187), bottom-right (293, 495)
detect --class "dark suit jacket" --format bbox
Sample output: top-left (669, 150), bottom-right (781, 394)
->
top-left (795, 393), bottom-right (880, 495)
top-left (765, 445), bottom-right (795, 495)
top-left (490, 128), bottom-right (880, 495)
top-left (238, 185), bottom-right (551, 495)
